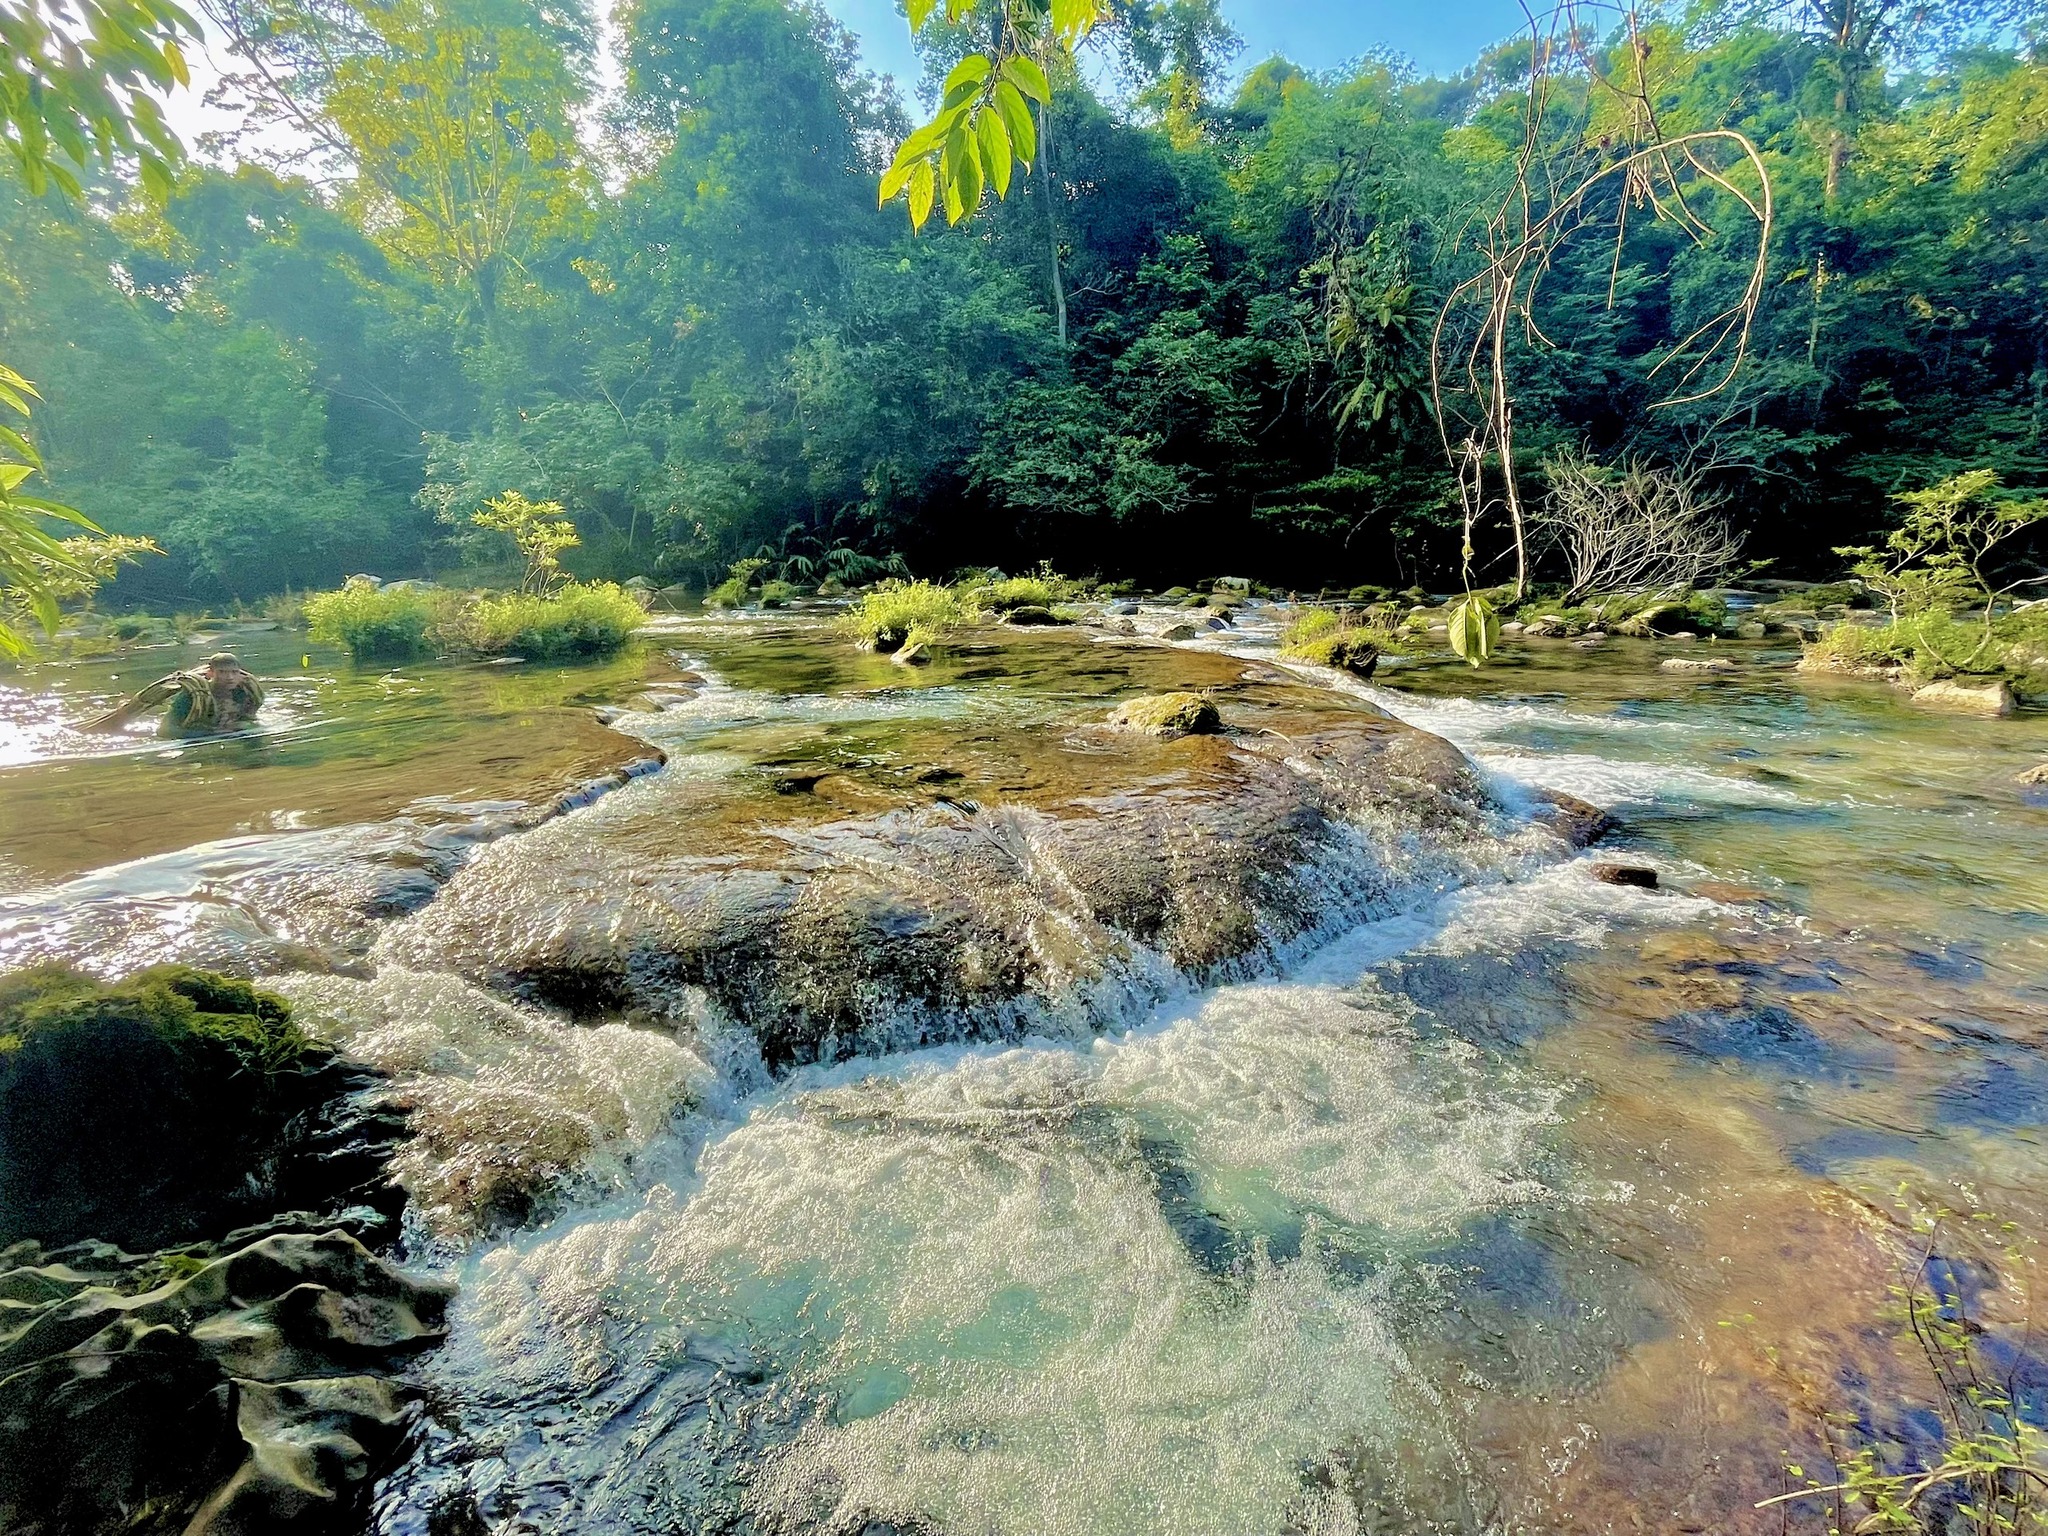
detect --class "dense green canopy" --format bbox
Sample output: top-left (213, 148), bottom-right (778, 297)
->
top-left (2, 0), bottom-right (2044, 600)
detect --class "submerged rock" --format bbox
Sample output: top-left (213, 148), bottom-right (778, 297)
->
top-left (1591, 862), bottom-right (1659, 889)
top-left (379, 642), bottom-right (1503, 1069)
top-left (1107, 692), bottom-right (1221, 739)
top-left (2020, 762), bottom-right (2048, 785)
top-left (1911, 678), bottom-right (2015, 717)
top-left (1660, 656), bottom-right (1736, 674)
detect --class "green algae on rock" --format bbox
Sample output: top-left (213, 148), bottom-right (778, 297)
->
top-left (377, 630), bottom-right (1506, 1069)
top-left (0, 966), bottom-right (403, 1251)
top-left (1106, 692), bottom-right (1220, 739)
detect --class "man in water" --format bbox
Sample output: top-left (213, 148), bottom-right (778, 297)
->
top-left (83, 652), bottom-right (266, 737)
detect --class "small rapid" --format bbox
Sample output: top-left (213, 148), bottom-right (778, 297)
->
top-left (9, 611), bottom-right (2046, 1534)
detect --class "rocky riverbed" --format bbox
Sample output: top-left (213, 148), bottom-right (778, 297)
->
top-left (2, 604), bottom-right (2045, 1536)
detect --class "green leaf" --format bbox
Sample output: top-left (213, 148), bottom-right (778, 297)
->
top-left (942, 53), bottom-right (992, 97)
top-left (8, 496), bottom-right (101, 530)
top-left (977, 108), bottom-right (1012, 199)
top-left (1002, 54), bottom-right (1051, 106)
top-left (907, 0), bottom-right (937, 26)
top-left (0, 464), bottom-right (33, 494)
top-left (993, 81), bottom-right (1036, 165)
top-left (1049, 0), bottom-right (1099, 42)
top-left (949, 127), bottom-right (982, 222)
top-left (908, 159), bottom-right (935, 228)
top-left (880, 153), bottom-right (919, 203)
top-left (0, 423), bottom-right (42, 466)
top-left (1446, 594), bottom-right (1500, 668)
top-left (890, 117), bottom-right (949, 172)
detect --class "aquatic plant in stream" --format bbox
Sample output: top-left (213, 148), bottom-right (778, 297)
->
top-left (842, 578), bottom-right (974, 652)
top-left (445, 581), bottom-right (647, 659)
top-left (706, 556), bottom-right (768, 609)
top-left (954, 562), bottom-right (1084, 614)
top-left (1767, 1203), bottom-right (2048, 1534)
top-left (1280, 606), bottom-right (1397, 673)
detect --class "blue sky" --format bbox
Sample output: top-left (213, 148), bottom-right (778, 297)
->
top-left (167, 0), bottom-right (1536, 152)
top-left (824, 0), bottom-right (1535, 90)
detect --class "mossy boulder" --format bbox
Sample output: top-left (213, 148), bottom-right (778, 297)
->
top-left (0, 966), bottom-right (399, 1251)
top-left (1002, 605), bottom-right (1071, 627)
top-left (1107, 692), bottom-right (1221, 739)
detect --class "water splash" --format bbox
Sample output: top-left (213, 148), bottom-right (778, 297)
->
top-left (384, 976), bottom-right (1563, 1535)
top-left (275, 967), bottom-right (720, 1236)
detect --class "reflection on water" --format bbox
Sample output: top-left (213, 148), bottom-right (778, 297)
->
top-left (0, 629), bottom-right (672, 889)
top-left (9, 611), bottom-right (2048, 1534)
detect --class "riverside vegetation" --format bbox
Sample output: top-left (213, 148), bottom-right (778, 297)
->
top-left (4, 0), bottom-right (2048, 1532)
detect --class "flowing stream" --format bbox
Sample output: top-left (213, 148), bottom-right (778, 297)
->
top-left (4, 609), bottom-right (2046, 1534)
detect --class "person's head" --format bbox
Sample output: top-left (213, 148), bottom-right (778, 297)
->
top-left (203, 652), bottom-right (246, 681)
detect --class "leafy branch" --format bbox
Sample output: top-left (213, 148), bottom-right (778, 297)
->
top-left (880, 0), bottom-right (1104, 228)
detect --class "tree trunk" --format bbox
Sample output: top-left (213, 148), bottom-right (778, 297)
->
top-left (1037, 101), bottom-right (1068, 350)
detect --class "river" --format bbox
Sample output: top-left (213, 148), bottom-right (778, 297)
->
top-left (3, 606), bottom-right (2045, 1534)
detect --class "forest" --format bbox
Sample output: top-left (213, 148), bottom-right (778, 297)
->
top-left (1, 0), bottom-right (2044, 606)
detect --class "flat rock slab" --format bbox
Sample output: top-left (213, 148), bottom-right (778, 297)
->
top-left (379, 630), bottom-right (1514, 1068)
top-left (1911, 678), bottom-right (2015, 717)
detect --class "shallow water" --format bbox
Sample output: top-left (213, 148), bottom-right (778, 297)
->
top-left (8, 610), bottom-right (2048, 1534)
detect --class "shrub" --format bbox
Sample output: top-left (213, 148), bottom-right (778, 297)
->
top-left (0, 964), bottom-right (328, 1248)
top-left (759, 580), bottom-right (800, 608)
top-left (843, 579), bottom-right (972, 653)
top-left (706, 557), bottom-right (768, 609)
top-left (472, 490), bottom-right (579, 594)
top-left (1805, 607), bottom-right (2048, 693)
top-left (446, 581), bottom-right (646, 659)
top-left (1804, 620), bottom-right (1915, 675)
top-left (305, 580), bottom-right (439, 661)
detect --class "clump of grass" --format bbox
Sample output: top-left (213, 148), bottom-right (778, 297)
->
top-left (706, 557), bottom-right (767, 609)
top-left (448, 582), bottom-right (647, 659)
top-left (1802, 619), bottom-right (1916, 676)
top-left (843, 579), bottom-right (972, 653)
top-left (305, 581), bottom-right (439, 661)
top-left (1280, 607), bottom-right (1397, 672)
top-left (958, 563), bottom-right (1084, 614)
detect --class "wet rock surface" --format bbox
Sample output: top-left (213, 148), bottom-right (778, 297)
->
top-left (0, 1228), bottom-right (450, 1536)
top-left (0, 751), bottom-right (669, 980)
top-left (379, 632), bottom-right (1511, 1068)
top-left (0, 967), bottom-right (439, 1536)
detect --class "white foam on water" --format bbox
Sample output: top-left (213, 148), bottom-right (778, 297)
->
top-left (416, 977), bottom-right (1563, 1535)
top-left (274, 968), bottom-right (716, 1235)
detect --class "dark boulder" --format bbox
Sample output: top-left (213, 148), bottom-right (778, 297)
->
top-left (0, 1228), bottom-right (450, 1536)
top-left (0, 966), bottom-right (404, 1252)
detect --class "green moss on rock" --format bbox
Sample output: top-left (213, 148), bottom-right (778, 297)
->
top-left (1107, 692), bottom-right (1221, 739)
top-left (0, 966), bottom-right (364, 1250)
